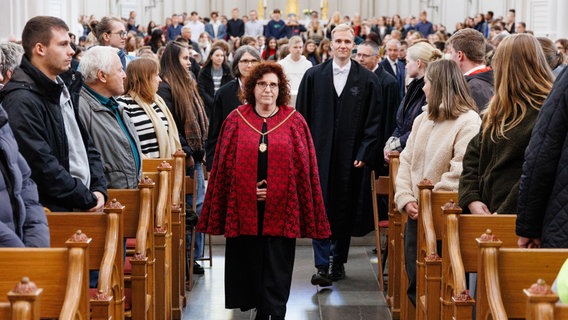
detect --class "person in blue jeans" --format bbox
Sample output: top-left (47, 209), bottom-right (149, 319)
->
top-left (186, 163), bottom-right (205, 274)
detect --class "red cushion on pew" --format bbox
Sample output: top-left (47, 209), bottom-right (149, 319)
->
top-left (378, 220), bottom-right (389, 228)
top-left (124, 256), bottom-right (132, 274)
top-left (126, 238), bottom-right (136, 249)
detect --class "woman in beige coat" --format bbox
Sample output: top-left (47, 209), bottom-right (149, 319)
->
top-left (394, 59), bottom-right (481, 305)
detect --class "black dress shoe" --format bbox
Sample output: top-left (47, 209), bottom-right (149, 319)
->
top-left (329, 262), bottom-right (345, 281)
top-left (310, 266), bottom-right (332, 287)
top-left (193, 262), bottom-right (205, 274)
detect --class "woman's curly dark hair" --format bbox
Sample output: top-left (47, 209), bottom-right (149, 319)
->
top-left (241, 62), bottom-right (290, 107)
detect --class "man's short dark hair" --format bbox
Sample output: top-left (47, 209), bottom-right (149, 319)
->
top-left (21, 16), bottom-right (69, 58)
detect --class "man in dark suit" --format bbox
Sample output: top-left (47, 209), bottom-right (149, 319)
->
top-left (355, 40), bottom-right (400, 239)
top-left (297, 24), bottom-right (382, 287)
top-left (380, 39), bottom-right (406, 100)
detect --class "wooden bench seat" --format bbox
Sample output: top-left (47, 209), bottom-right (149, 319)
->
top-left (476, 230), bottom-right (568, 319)
top-left (440, 207), bottom-right (517, 320)
top-left (371, 170), bottom-right (389, 291)
top-left (142, 151), bottom-right (187, 319)
top-left (0, 232), bottom-right (91, 320)
top-left (46, 201), bottom-right (125, 320)
top-left (0, 277), bottom-right (42, 320)
top-left (142, 160), bottom-right (174, 320)
top-left (415, 180), bottom-right (457, 320)
top-left (108, 176), bottom-right (156, 320)
top-left (386, 151), bottom-right (407, 319)
top-left (525, 279), bottom-right (568, 320)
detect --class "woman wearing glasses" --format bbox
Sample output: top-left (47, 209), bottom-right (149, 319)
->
top-left (197, 62), bottom-right (330, 320)
top-left (205, 45), bottom-right (261, 171)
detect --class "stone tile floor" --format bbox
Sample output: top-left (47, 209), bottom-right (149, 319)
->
top-left (182, 244), bottom-right (391, 320)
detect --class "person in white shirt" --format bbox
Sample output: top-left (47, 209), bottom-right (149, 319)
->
top-left (245, 10), bottom-right (264, 38)
top-left (187, 11), bottom-right (205, 43)
top-left (278, 36), bottom-right (312, 99)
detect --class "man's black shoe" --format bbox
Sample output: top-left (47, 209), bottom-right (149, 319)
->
top-left (193, 261), bottom-right (205, 274)
top-left (329, 262), bottom-right (345, 281)
top-left (310, 266), bottom-right (332, 286)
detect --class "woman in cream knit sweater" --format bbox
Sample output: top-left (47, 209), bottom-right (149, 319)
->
top-left (394, 59), bottom-right (481, 306)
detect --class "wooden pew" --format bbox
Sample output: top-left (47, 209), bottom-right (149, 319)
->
top-left (46, 200), bottom-right (125, 320)
top-left (142, 160), bottom-right (174, 320)
top-left (108, 177), bottom-right (155, 320)
top-left (0, 231), bottom-right (91, 320)
top-left (172, 150), bottom-right (187, 315)
top-left (0, 277), bottom-right (42, 320)
top-left (415, 180), bottom-right (457, 320)
top-left (371, 170), bottom-right (389, 291)
top-left (440, 205), bottom-right (517, 320)
top-left (186, 171), bottom-right (198, 291)
top-left (525, 279), bottom-right (568, 320)
top-left (386, 152), bottom-right (402, 319)
top-left (476, 230), bottom-right (568, 319)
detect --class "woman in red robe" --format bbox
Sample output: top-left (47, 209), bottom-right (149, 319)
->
top-left (196, 62), bottom-right (330, 320)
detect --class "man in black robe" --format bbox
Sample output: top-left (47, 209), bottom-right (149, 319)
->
top-left (297, 24), bottom-right (382, 286)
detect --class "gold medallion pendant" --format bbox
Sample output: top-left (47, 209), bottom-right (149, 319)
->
top-left (259, 142), bottom-right (268, 153)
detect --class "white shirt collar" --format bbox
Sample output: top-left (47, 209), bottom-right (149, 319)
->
top-left (332, 59), bottom-right (352, 75)
top-left (464, 64), bottom-right (487, 76)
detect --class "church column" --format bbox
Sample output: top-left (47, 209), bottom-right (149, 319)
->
top-left (286, 0), bottom-right (299, 16)
top-left (322, 0), bottom-right (328, 20)
top-left (556, 0), bottom-right (568, 39)
top-left (258, 0), bottom-right (266, 20)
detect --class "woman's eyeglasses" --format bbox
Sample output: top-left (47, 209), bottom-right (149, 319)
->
top-left (239, 59), bottom-right (259, 65)
top-left (256, 81), bottom-right (279, 90)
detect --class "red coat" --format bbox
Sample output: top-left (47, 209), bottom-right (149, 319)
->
top-left (196, 104), bottom-right (331, 239)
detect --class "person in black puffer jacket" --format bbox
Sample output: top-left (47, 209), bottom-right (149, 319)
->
top-left (0, 16), bottom-right (107, 213)
top-left (517, 67), bottom-right (568, 248)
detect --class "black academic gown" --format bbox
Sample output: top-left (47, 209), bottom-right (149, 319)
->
top-left (297, 59), bottom-right (382, 237)
top-left (205, 79), bottom-right (242, 171)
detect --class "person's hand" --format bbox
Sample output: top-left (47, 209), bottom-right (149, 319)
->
top-left (405, 201), bottom-right (419, 220)
top-left (518, 236), bottom-right (542, 248)
top-left (186, 156), bottom-right (195, 169)
top-left (383, 149), bottom-right (391, 163)
top-left (468, 201), bottom-right (491, 215)
top-left (256, 180), bottom-right (267, 201)
top-left (88, 191), bottom-right (105, 212)
top-left (354, 160), bottom-right (365, 168)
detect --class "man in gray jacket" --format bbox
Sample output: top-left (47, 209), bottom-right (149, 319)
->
top-left (77, 46), bottom-right (142, 189)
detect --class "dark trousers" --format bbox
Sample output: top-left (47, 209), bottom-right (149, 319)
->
top-left (312, 236), bottom-right (352, 267)
top-left (225, 235), bottom-right (296, 318)
top-left (404, 218), bottom-right (417, 306)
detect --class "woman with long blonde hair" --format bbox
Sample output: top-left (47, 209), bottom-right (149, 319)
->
top-left (459, 34), bottom-right (554, 215)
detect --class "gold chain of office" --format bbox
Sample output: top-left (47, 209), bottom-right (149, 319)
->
top-left (236, 108), bottom-right (296, 153)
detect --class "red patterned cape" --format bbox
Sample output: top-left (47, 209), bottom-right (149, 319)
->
top-left (196, 104), bottom-right (331, 239)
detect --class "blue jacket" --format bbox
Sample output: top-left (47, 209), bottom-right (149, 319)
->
top-left (205, 23), bottom-right (227, 40)
top-left (0, 105), bottom-right (49, 247)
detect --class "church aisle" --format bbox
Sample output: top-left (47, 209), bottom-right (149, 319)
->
top-left (183, 243), bottom-right (392, 319)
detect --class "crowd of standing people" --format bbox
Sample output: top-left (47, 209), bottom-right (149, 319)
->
top-left (1, 6), bottom-right (568, 320)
